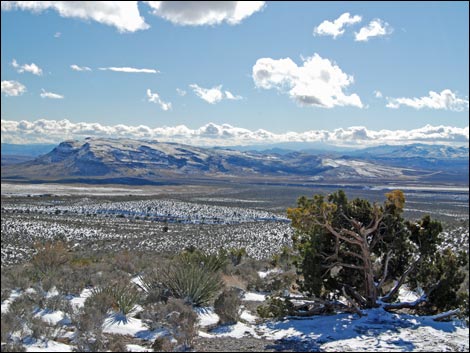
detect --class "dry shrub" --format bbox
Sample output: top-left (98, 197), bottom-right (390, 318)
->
top-left (214, 287), bottom-right (242, 325)
top-left (32, 240), bottom-right (70, 276)
top-left (151, 336), bottom-right (174, 352)
top-left (142, 298), bottom-right (197, 350)
top-left (106, 335), bottom-right (129, 352)
top-left (1, 342), bottom-right (27, 352)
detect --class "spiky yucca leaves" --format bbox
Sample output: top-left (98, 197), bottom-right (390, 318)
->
top-left (89, 280), bottom-right (140, 316)
top-left (161, 260), bottom-right (223, 307)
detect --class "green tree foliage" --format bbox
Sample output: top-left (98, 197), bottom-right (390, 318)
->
top-left (287, 190), bottom-right (467, 314)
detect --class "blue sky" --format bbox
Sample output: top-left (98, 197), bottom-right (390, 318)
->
top-left (1, 1), bottom-right (469, 146)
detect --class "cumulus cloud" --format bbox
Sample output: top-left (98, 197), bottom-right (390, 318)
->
top-left (189, 84), bottom-right (242, 104)
top-left (1, 1), bottom-right (148, 32)
top-left (145, 1), bottom-right (265, 26)
top-left (190, 84), bottom-right (223, 104)
top-left (386, 89), bottom-right (469, 112)
top-left (374, 90), bottom-right (383, 98)
top-left (355, 19), bottom-right (392, 41)
top-left (40, 89), bottom-right (64, 99)
top-left (11, 59), bottom-right (43, 75)
top-left (70, 64), bottom-right (92, 71)
top-left (99, 67), bottom-right (159, 74)
top-left (314, 12), bottom-right (362, 38)
top-left (1, 80), bottom-right (26, 96)
top-left (2, 119), bottom-right (468, 147)
top-left (146, 89), bottom-right (172, 111)
top-left (252, 53), bottom-right (363, 108)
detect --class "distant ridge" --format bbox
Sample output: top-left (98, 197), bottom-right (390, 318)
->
top-left (1, 138), bottom-right (468, 185)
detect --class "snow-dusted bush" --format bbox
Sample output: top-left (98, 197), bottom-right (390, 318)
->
top-left (214, 287), bottom-right (242, 324)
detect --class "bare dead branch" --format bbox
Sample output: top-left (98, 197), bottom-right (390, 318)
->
top-left (381, 259), bottom-right (420, 303)
top-left (383, 297), bottom-right (426, 311)
top-left (431, 309), bottom-right (461, 322)
top-left (342, 286), bottom-right (364, 317)
top-left (377, 250), bottom-right (393, 292)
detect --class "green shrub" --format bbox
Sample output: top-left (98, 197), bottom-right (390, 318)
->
top-left (257, 297), bottom-right (294, 319)
top-left (179, 248), bottom-right (228, 273)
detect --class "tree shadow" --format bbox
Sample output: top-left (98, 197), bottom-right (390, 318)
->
top-left (258, 308), bottom-right (464, 351)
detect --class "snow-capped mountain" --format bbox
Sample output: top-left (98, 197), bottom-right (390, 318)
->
top-left (1, 138), bottom-right (467, 184)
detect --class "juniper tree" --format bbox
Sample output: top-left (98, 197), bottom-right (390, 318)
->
top-left (287, 190), bottom-right (467, 314)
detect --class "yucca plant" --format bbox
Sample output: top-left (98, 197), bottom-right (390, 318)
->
top-left (161, 262), bottom-right (223, 306)
top-left (89, 280), bottom-right (140, 316)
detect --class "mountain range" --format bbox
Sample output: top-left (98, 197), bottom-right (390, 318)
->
top-left (1, 138), bottom-right (468, 185)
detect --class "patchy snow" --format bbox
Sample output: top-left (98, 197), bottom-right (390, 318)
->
top-left (258, 268), bottom-right (282, 279)
top-left (1, 289), bottom-right (22, 313)
top-left (240, 310), bottom-right (258, 324)
top-left (398, 285), bottom-right (421, 303)
top-left (1, 183), bottom-right (145, 197)
top-left (197, 307), bottom-right (220, 327)
top-left (206, 307), bottom-right (469, 352)
top-left (34, 309), bottom-right (71, 326)
top-left (321, 158), bottom-right (408, 178)
top-left (126, 344), bottom-right (152, 352)
top-left (24, 340), bottom-right (74, 352)
top-left (102, 314), bottom-right (165, 341)
top-left (68, 288), bottom-right (93, 309)
top-left (243, 292), bottom-right (267, 302)
top-left (209, 321), bottom-right (261, 339)
top-left (103, 315), bottom-right (147, 336)
top-left (45, 287), bottom-right (59, 298)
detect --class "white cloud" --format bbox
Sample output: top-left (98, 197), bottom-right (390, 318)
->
top-left (374, 90), bottom-right (383, 98)
top-left (2, 1), bottom-right (149, 33)
top-left (176, 88), bottom-right (187, 96)
top-left (40, 89), bottom-right (64, 99)
top-left (189, 84), bottom-right (242, 104)
top-left (145, 1), bottom-right (265, 26)
top-left (2, 119), bottom-right (467, 147)
top-left (224, 90), bottom-right (242, 100)
top-left (386, 89), bottom-right (469, 112)
top-left (146, 89), bottom-right (172, 111)
top-left (355, 19), bottom-right (392, 41)
top-left (189, 84), bottom-right (223, 104)
top-left (70, 64), bottom-right (92, 72)
top-left (54, 31), bottom-right (61, 38)
top-left (99, 67), bottom-right (159, 74)
top-left (314, 12), bottom-right (362, 38)
top-left (252, 53), bottom-right (363, 108)
top-left (1, 80), bottom-right (26, 96)
top-left (11, 59), bottom-right (43, 75)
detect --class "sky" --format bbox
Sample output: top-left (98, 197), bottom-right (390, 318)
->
top-left (1, 1), bottom-right (469, 146)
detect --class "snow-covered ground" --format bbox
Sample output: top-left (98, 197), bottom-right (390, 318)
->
top-left (201, 308), bottom-right (469, 352)
top-left (3, 198), bottom-right (289, 224)
top-left (2, 285), bottom-right (468, 352)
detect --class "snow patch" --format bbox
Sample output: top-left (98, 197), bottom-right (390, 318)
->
top-left (197, 307), bottom-right (220, 327)
top-left (243, 292), bottom-right (267, 301)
